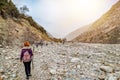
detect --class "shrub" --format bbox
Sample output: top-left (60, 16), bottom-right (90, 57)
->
top-left (0, 0), bottom-right (20, 19)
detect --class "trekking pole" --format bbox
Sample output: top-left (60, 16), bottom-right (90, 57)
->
top-left (32, 46), bottom-right (34, 69)
top-left (32, 57), bottom-right (34, 69)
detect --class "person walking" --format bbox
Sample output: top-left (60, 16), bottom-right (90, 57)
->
top-left (20, 41), bottom-right (33, 79)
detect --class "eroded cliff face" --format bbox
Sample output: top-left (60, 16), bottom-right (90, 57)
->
top-left (0, 16), bottom-right (53, 46)
top-left (73, 1), bottom-right (120, 44)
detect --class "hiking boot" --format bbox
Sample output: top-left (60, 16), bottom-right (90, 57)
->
top-left (26, 76), bottom-right (29, 79)
top-left (28, 74), bottom-right (32, 76)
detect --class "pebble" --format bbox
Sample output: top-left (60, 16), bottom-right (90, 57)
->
top-left (105, 74), bottom-right (118, 80)
top-left (71, 58), bottom-right (80, 63)
top-left (2, 50), bottom-right (6, 53)
top-left (77, 65), bottom-right (81, 69)
top-left (11, 74), bottom-right (17, 78)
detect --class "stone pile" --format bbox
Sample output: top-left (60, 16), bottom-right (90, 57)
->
top-left (0, 43), bottom-right (120, 80)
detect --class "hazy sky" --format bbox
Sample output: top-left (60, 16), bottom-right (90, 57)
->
top-left (13, 0), bottom-right (119, 38)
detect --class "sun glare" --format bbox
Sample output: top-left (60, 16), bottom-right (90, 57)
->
top-left (66, 0), bottom-right (104, 20)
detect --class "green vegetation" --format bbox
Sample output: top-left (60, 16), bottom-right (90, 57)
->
top-left (25, 16), bottom-right (47, 34)
top-left (20, 5), bottom-right (29, 14)
top-left (0, 0), bottom-right (20, 18)
top-left (52, 38), bottom-right (62, 42)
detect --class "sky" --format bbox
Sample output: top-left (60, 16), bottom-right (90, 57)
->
top-left (13, 0), bottom-right (119, 38)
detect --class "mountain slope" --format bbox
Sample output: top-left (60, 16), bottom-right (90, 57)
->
top-left (0, 16), bottom-right (52, 46)
top-left (0, 0), bottom-right (58, 46)
top-left (65, 24), bottom-right (90, 41)
top-left (73, 1), bottom-right (120, 44)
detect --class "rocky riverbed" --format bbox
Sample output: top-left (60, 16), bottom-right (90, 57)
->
top-left (1, 42), bottom-right (120, 80)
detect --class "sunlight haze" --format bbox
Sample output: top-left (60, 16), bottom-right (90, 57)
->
top-left (13, 0), bottom-right (119, 38)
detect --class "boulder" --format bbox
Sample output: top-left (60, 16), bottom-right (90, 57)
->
top-left (49, 69), bottom-right (56, 75)
top-left (0, 45), bottom-right (3, 48)
top-left (98, 75), bottom-right (105, 80)
top-left (0, 69), bottom-right (4, 75)
top-left (2, 50), bottom-right (6, 53)
top-left (100, 66), bottom-right (114, 73)
top-left (1, 75), bottom-right (8, 79)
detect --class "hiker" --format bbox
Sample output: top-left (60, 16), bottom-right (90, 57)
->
top-left (35, 43), bottom-right (39, 48)
top-left (39, 40), bottom-right (44, 48)
top-left (20, 41), bottom-right (33, 79)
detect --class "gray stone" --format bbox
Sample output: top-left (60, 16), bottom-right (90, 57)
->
top-left (0, 69), bottom-right (4, 74)
top-left (105, 74), bottom-right (118, 80)
top-left (71, 58), bottom-right (80, 63)
top-left (2, 50), bottom-right (6, 53)
top-left (77, 65), bottom-right (81, 69)
top-left (65, 78), bottom-right (75, 80)
top-left (11, 74), bottom-right (17, 78)
top-left (49, 69), bottom-right (57, 75)
top-left (1, 75), bottom-right (8, 79)
top-left (100, 66), bottom-right (114, 73)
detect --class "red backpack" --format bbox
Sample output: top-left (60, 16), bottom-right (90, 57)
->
top-left (23, 51), bottom-right (31, 62)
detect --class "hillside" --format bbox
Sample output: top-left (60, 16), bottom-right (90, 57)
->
top-left (65, 24), bottom-right (90, 41)
top-left (73, 1), bottom-right (120, 44)
top-left (0, 0), bottom-right (60, 47)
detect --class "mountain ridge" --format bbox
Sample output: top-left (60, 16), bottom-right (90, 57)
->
top-left (65, 24), bottom-right (91, 41)
top-left (73, 1), bottom-right (120, 44)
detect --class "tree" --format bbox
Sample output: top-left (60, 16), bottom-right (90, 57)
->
top-left (20, 5), bottom-right (29, 14)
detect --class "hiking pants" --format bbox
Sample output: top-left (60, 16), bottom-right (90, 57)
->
top-left (23, 61), bottom-right (31, 76)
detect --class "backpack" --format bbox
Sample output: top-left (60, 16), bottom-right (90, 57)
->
top-left (23, 50), bottom-right (31, 62)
